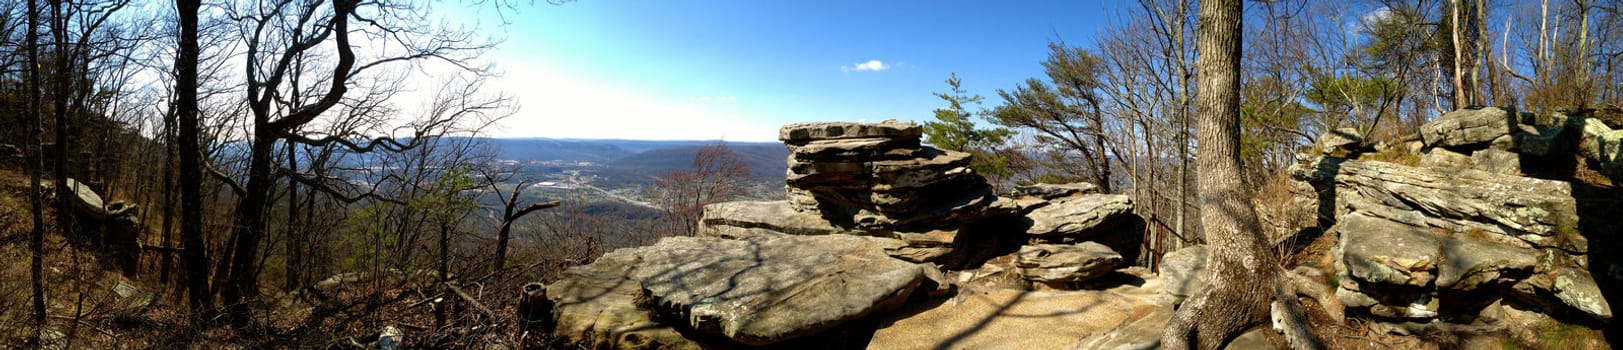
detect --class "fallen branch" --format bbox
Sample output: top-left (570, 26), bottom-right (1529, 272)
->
top-left (445, 282), bottom-right (495, 319)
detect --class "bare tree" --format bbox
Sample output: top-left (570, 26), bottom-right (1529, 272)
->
top-left (479, 166), bottom-right (560, 273)
top-left (174, 0), bottom-right (215, 318)
top-left (649, 142), bottom-right (751, 237)
top-left (214, 0), bottom-right (499, 326)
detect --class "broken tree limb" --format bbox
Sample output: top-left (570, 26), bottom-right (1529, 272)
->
top-left (446, 282), bottom-right (495, 319)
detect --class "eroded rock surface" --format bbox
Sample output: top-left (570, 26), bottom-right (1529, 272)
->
top-left (780, 121), bottom-right (998, 230)
top-left (1295, 157), bottom-right (1581, 252)
top-left (1420, 106), bottom-right (1515, 149)
top-left (1013, 242), bottom-right (1123, 284)
top-left (550, 234), bottom-right (924, 346)
top-left (868, 281), bottom-right (1164, 350)
top-left (1024, 194), bottom-right (1133, 241)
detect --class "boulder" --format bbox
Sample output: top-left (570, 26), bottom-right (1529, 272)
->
top-left (699, 200), bottom-right (1006, 267)
top-left (1571, 116), bottom-right (1623, 181)
top-left (548, 249), bottom-right (700, 349)
top-left (1011, 182), bottom-right (1098, 200)
top-left (1294, 157), bottom-right (1582, 252)
top-left (61, 178), bottom-right (109, 217)
top-left (1418, 147), bottom-right (1472, 169)
top-left (1013, 242), bottom-right (1123, 284)
top-left (698, 200), bottom-right (844, 237)
top-left (1515, 124), bottom-right (1566, 157)
top-left (1470, 148), bottom-right (1520, 175)
top-left (1024, 194), bottom-right (1133, 240)
top-left (1315, 127), bottom-right (1364, 155)
top-left (1159, 245), bottom-right (1208, 307)
top-left (1434, 235), bottom-right (1537, 292)
top-left (786, 148), bottom-right (974, 189)
top-left (1420, 107), bottom-right (1515, 148)
top-left (1572, 115), bottom-right (1617, 162)
top-left (551, 234), bottom-right (926, 346)
top-left (780, 121), bottom-right (999, 230)
top-left (868, 287), bottom-right (1163, 350)
top-left (1550, 268), bottom-right (1613, 320)
top-left (1337, 215), bottom-right (1440, 288)
top-left (780, 120), bottom-right (922, 144)
top-left (987, 195), bottom-right (1049, 215)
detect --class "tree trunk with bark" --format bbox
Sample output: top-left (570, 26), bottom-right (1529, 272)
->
top-left (175, 0), bottom-right (215, 316)
top-left (27, 0), bottom-right (48, 342)
top-left (1160, 0), bottom-right (1319, 348)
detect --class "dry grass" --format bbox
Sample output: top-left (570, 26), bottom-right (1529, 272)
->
top-left (1357, 146), bottom-right (1421, 167)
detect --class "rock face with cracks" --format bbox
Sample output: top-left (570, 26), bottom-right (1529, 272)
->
top-left (779, 120), bottom-right (997, 230)
top-left (1294, 110), bottom-right (1617, 328)
top-left (541, 116), bottom-right (1623, 349)
top-left (1013, 242), bottom-right (1124, 284)
top-left (548, 234), bottom-right (924, 347)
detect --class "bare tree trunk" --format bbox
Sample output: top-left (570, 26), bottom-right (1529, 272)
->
top-left (284, 142), bottom-right (300, 291)
top-left (175, 0), bottom-right (215, 317)
top-left (1161, 0), bottom-right (1319, 348)
top-left (1577, 0), bottom-right (1592, 106)
top-left (159, 112), bottom-right (175, 285)
top-left (27, 0), bottom-right (48, 342)
top-left (223, 134), bottom-right (275, 326)
top-left (51, 0), bottom-right (72, 266)
top-left (1451, 0), bottom-right (1470, 108)
top-left (436, 223), bottom-right (450, 329)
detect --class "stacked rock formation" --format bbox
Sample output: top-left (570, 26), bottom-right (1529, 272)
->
top-left (780, 120), bottom-right (997, 229)
top-left (1292, 107), bottom-right (1616, 332)
top-left (548, 120), bottom-right (1154, 348)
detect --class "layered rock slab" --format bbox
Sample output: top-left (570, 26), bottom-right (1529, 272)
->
top-left (1420, 106), bottom-right (1515, 149)
top-left (1013, 242), bottom-right (1124, 284)
top-left (780, 121), bottom-right (997, 230)
top-left (1295, 156), bottom-right (1582, 252)
top-left (697, 200), bottom-right (1000, 267)
top-left (1023, 194), bottom-right (1134, 241)
top-left (549, 234), bottom-right (926, 347)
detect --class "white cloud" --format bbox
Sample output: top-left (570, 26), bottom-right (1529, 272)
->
top-left (1361, 7), bottom-right (1393, 25)
top-left (841, 59), bottom-right (889, 72)
top-left (1355, 6), bottom-right (1394, 34)
top-left (481, 63), bottom-right (777, 141)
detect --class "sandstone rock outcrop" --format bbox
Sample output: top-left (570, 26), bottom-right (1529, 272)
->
top-left (1013, 242), bottom-right (1124, 284)
top-left (548, 120), bottom-right (1159, 348)
top-left (1011, 182), bottom-right (1098, 200)
top-left (1420, 106), bottom-right (1515, 149)
top-left (1159, 245), bottom-right (1208, 307)
top-left (780, 120), bottom-right (997, 229)
top-left (1023, 194), bottom-right (1133, 242)
top-left (1315, 127), bottom-right (1364, 155)
top-left (1295, 111), bottom-right (1617, 326)
top-left (1295, 157), bottom-right (1582, 252)
top-left (549, 233), bottom-right (924, 347)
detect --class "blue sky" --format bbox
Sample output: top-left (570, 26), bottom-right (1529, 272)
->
top-left (463, 0), bottom-right (1119, 141)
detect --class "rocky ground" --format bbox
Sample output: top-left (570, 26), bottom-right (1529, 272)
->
top-left (542, 114), bottom-right (1620, 349)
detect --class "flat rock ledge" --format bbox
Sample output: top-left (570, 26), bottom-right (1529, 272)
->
top-left (549, 233), bottom-right (925, 347)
